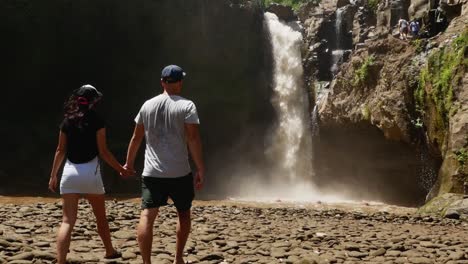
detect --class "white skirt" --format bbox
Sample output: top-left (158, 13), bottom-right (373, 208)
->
top-left (60, 156), bottom-right (105, 194)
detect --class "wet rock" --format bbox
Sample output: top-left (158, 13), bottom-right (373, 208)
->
top-left (271, 247), bottom-right (287, 258)
top-left (444, 199), bottom-right (468, 220)
top-left (408, 257), bottom-right (434, 263)
top-left (113, 230), bottom-right (136, 240)
top-left (200, 234), bottom-right (218, 242)
top-left (199, 252), bottom-right (224, 261)
top-left (66, 256), bottom-right (87, 263)
top-left (122, 251), bottom-right (137, 260)
top-left (450, 251), bottom-right (466, 260)
top-left (370, 248), bottom-right (386, 256)
top-left (266, 4), bottom-right (297, 22)
top-left (0, 239), bottom-right (11, 247)
top-left (7, 252), bottom-right (34, 261)
top-left (337, 0), bottom-right (350, 8)
top-left (32, 250), bottom-right (55, 260)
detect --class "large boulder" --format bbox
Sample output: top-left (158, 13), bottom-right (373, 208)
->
top-left (376, 0), bottom-right (410, 34)
top-left (439, 0), bottom-right (464, 21)
top-left (353, 6), bottom-right (378, 44)
top-left (444, 198), bottom-right (468, 220)
top-left (408, 0), bottom-right (430, 18)
top-left (419, 193), bottom-right (468, 221)
top-left (299, 0), bottom-right (336, 84)
top-left (337, 0), bottom-right (351, 8)
top-left (266, 3), bottom-right (297, 21)
top-left (318, 37), bottom-right (415, 143)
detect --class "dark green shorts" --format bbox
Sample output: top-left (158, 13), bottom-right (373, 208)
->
top-left (141, 173), bottom-right (194, 211)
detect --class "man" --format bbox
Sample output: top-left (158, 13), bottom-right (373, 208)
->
top-left (398, 17), bottom-right (409, 40)
top-left (124, 65), bottom-right (205, 264)
top-left (409, 19), bottom-right (420, 37)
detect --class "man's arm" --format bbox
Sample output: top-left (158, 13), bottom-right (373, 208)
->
top-left (125, 123), bottom-right (145, 173)
top-left (185, 123), bottom-right (205, 190)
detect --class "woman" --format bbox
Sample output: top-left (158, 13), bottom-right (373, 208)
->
top-left (48, 84), bottom-right (132, 263)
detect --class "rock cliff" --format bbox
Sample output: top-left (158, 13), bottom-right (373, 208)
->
top-left (301, 0), bottom-right (467, 204)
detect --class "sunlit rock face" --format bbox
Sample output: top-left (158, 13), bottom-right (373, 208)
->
top-left (0, 0), bottom-right (274, 195)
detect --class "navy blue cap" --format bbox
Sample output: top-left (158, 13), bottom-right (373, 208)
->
top-left (161, 65), bottom-right (186, 83)
top-left (74, 84), bottom-right (103, 100)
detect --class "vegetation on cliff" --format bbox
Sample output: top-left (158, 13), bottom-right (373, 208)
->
top-left (262, 0), bottom-right (319, 10)
top-left (415, 30), bottom-right (467, 127)
top-left (366, 0), bottom-right (379, 13)
top-left (414, 29), bottom-right (467, 197)
top-left (454, 148), bottom-right (468, 169)
top-left (353, 55), bottom-right (375, 86)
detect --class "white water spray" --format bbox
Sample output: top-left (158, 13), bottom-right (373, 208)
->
top-left (231, 13), bottom-right (349, 203)
top-left (264, 12), bottom-right (312, 181)
top-left (335, 7), bottom-right (344, 49)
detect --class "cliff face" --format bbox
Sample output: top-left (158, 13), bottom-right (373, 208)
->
top-left (417, 14), bottom-right (468, 199)
top-left (311, 0), bottom-right (467, 203)
top-left (319, 37), bottom-right (416, 142)
top-left (0, 0), bottom-right (273, 195)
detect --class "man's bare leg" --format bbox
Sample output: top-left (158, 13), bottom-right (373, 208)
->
top-left (174, 209), bottom-right (191, 264)
top-left (137, 208), bottom-right (159, 264)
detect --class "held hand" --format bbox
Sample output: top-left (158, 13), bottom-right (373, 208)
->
top-left (194, 169), bottom-right (205, 191)
top-left (120, 164), bottom-right (136, 178)
top-left (48, 176), bottom-right (57, 193)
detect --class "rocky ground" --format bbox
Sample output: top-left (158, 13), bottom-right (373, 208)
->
top-left (0, 198), bottom-right (467, 264)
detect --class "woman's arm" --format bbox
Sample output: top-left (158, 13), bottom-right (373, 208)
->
top-left (96, 128), bottom-right (129, 176)
top-left (49, 131), bottom-right (67, 192)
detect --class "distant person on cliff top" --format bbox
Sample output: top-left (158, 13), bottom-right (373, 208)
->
top-left (123, 65), bottom-right (205, 264)
top-left (409, 20), bottom-right (420, 37)
top-left (398, 17), bottom-right (409, 40)
top-left (48, 85), bottom-right (133, 263)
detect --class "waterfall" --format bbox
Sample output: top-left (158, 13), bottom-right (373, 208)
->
top-left (264, 12), bottom-right (312, 181)
top-left (335, 7), bottom-right (344, 49)
top-left (331, 49), bottom-right (344, 76)
top-left (331, 7), bottom-right (346, 76)
top-left (231, 13), bottom-right (346, 202)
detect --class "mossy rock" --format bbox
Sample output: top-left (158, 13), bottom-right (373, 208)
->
top-left (418, 193), bottom-right (464, 216)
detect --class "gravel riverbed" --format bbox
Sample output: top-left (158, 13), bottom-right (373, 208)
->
top-left (0, 198), bottom-right (467, 264)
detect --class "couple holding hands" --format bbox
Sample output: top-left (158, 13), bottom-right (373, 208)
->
top-left (48, 65), bottom-right (205, 264)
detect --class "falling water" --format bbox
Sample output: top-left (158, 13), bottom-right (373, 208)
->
top-left (330, 49), bottom-right (345, 76)
top-left (335, 7), bottom-right (344, 49)
top-left (264, 12), bottom-right (313, 181)
top-left (231, 13), bottom-right (347, 202)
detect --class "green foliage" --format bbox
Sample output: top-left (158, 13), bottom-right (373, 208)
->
top-left (361, 104), bottom-right (371, 120)
top-left (411, 39), bottom-right (425, 53)
top-left (454, 148), bottom-right (468, 168)
top-left (415, 29), bottom-right (467, 125)
top-left (367, 0), bottom-right (379, 12)
top-left (411, 117), bottom-right (424, 128)
top-left (415, 67), bottom-right (428, 113)
top-left (353, 55), bottom-right (375, 86)
top-left (262, 0), bottom-right (319, 10)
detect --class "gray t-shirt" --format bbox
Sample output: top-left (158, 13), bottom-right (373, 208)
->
top-left (135, 93), bottom-right (199, 178)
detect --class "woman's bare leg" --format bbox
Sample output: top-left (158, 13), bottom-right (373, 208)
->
top-left (57, 194), bottom-right (79, 264)
top-left (85, 194), bottom-right (117, 257)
